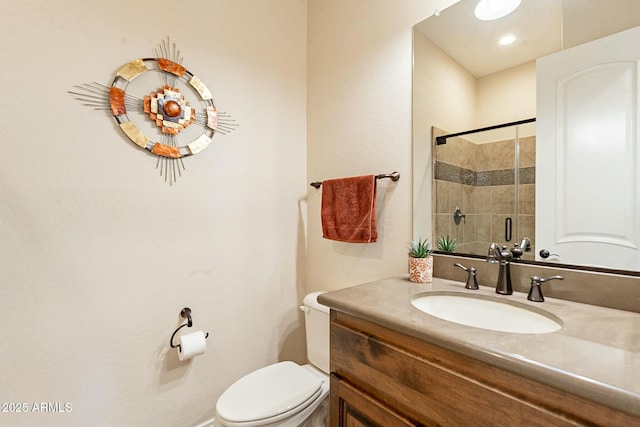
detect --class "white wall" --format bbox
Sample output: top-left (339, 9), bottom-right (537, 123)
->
top-left (0, 1), bottom-right (307, 426)
top-left (306, 0), bottom-right (459, 292)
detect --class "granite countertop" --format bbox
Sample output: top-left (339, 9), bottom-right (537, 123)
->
top-left (318, 276), bottom-right (640, 418)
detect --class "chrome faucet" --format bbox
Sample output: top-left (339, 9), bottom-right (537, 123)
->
top-left (510, 237), bottom-right (532, 260)
top-left (519, 237), bottom-right (531, 252)
top-left (527, 275), bottom-right (564, 302)
top-left (487, 243), bottom-right (513, 295)
top-left (454, 263), bottom-right (479, 290)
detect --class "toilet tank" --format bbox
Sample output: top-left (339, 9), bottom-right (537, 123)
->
top-left (301, 291), bottom-right (330, 374)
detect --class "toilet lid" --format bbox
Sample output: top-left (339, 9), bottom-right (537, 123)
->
top-left (216, 361), bottom-right (323, 424)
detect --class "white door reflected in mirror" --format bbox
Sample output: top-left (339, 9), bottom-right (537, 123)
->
top-left (536, 26), bottom-right (640, 271)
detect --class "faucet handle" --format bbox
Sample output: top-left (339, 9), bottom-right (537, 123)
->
top-left (454, 263), bottom-right (479, 290)
top-left (528, 275), bottom-right (564, 302)
top-left (510, 243), bottom-right (523, 259)
top-left (487, 242), bottom-right (500, 263)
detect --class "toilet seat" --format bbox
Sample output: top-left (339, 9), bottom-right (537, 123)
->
top-left (215, 361), bottom-right (324, 426)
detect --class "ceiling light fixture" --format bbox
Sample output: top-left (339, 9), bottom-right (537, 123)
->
top-left (499, 34), bottom-right (516, 45)
top-left (474, 0), bottom-right (522, 21)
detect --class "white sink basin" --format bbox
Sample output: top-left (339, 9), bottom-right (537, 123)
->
top-left (411, 292), bottom-right (562, 334)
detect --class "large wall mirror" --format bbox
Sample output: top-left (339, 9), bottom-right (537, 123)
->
top-left (413, 0), bottom-right (640, 272)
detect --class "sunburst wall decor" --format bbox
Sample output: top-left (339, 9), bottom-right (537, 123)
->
top-left (69, 38), bottom-right (237, 185)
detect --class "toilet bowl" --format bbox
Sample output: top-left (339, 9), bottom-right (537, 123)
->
top-left (214, 292), bottom-right (330, 427)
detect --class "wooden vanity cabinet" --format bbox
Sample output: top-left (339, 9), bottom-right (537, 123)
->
top-left (329, 310), bottom-right (640, 427)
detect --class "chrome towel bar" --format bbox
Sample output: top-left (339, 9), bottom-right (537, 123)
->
top-left (310, 171), bottom-right (400, 188)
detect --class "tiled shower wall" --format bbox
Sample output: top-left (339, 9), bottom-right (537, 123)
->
top-left (432, 127), bottom-right (535, 257)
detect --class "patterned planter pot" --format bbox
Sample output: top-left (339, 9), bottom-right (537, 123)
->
top-left (409, 256), bottom-right (433, 283)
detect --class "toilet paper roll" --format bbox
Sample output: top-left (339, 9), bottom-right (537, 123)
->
top-left (177, 330), bottom-right (207, 361)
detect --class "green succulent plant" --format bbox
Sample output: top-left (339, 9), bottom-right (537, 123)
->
top-left (409, 237), bottom-right (432, 258)
top-left (437, 234), bottom-right (458, 253)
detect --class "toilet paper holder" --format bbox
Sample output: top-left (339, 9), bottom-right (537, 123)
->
top-left (169, 307), bottom-right (209, 351)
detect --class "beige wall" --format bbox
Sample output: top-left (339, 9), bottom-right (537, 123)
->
top-left (0, 0), bottom-right (484, 425)
top-left (306, 0), bottom-right (458, 292)
top-left (0, 1), bottom-right (307, 426)
top-left (477, 61), bottom-right (537, 126)
top-left (412, 30), bottom-right (477, 241)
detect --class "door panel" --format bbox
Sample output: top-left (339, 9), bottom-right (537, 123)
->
top-left (537, 26), bottom-right (640, 269)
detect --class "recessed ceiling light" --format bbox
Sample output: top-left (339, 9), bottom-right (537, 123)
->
top-left (475, 0), bottom-right (522, 21)
top-left (499, 34), bottom-right (516, 45)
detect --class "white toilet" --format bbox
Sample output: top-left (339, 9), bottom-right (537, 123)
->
top-left (214, 292), bottom-right (330, 427)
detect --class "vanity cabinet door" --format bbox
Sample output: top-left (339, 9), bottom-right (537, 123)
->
top-left (330, 374), bottom-right (419, 427)
top-left (329, 310), bottom-right (640, 427)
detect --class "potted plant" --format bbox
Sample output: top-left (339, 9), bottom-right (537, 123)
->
top-left (437, 234), bottom-right (457, 253)
top-left (408, 237), bottom-right (433, 283)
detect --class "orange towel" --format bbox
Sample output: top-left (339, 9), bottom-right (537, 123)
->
top-left (321, 175), bottom-right (377, 243)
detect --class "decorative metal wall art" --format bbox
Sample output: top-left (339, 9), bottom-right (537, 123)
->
top-left (69, 38), bottom-right (237, 184)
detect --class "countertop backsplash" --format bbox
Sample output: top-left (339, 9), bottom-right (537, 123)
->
top-left (433, 253), bottom-right (640, 313)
